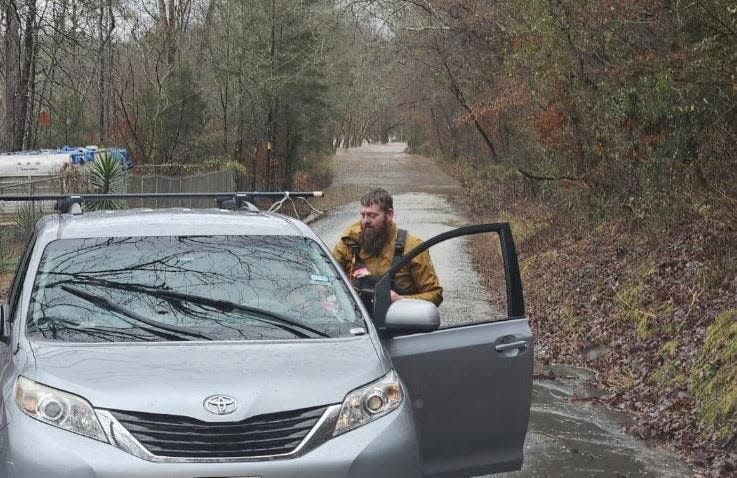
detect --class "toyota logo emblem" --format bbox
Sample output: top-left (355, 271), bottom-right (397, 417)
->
top-left (203, 395), bottom-right (238, 415)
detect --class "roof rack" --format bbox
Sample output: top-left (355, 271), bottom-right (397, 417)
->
top-left (0, 191), bottom-right (324, 214)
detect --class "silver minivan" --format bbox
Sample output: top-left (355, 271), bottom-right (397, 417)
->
top-left (0, 203), bottom-right (532, 478)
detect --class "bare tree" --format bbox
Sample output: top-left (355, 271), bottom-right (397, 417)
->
top-left (3, 0), bottom-right (22, 151)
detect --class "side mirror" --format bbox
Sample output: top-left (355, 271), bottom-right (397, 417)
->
top-left (384, 299), bottom-right (440, 336)
top-left (0, 303), bottom-right (8, 343)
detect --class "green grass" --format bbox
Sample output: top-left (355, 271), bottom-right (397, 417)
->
top-left (690, 309), bottom-right (737, 445)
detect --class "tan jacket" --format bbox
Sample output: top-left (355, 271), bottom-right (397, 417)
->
top-left (332, 222), bottom-right (443, 306)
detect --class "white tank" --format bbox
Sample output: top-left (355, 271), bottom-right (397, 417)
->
top-left (0, 151), bottom-right (73, 177)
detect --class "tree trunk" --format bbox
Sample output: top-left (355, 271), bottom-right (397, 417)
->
top-left (15, 0), bottom-right (38, 151)
top-left (284, 106), bottom-right (293, 190)
top-left (95, 0), bottom-right (117, 145)
top-left (221, 74), bottom-right (229, 155)
top-left (97, 0), bottom-right (106, 143)
top-left (234, 81), bottom-right (244, 163)
top-left (430, 107), bottom-right (448, 157)
top-left (266, 0), bottom-right (277, 190)
top-left (3, 0), bottom-right (21, 152)
top-left (439, 52), bottom-right (498, 161)
top-left (26, 23), bottom-right (39, 148)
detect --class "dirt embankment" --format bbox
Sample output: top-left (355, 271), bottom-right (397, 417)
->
top-left (452, 168), bottom-right (737, 476)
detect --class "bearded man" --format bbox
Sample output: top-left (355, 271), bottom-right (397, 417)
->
top-left (332, 188), bottom-right (443, 313)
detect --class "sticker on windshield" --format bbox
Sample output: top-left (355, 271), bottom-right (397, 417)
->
top-left (310, 274), bottom-right (331, 284)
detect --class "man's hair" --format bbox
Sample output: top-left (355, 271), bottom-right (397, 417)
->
top-left (361, 188), bottom-right (393, 212)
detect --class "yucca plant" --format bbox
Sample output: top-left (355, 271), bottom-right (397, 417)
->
top-left (86, 151), bottom-right (127, 211)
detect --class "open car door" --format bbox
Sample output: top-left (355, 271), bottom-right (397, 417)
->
top-left (373, 224), bottom-right (533, 478)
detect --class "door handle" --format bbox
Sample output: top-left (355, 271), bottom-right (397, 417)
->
top-left (495, 340), bottom-right (527, 352)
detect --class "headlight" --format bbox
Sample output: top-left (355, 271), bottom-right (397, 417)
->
top-left (334, 370), bottom-right (403, 436)
top-left (15, 376), bottom-right (107, 442)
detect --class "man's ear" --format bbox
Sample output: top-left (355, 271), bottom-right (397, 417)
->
top-left (385, 209), bottom-right (394, 223)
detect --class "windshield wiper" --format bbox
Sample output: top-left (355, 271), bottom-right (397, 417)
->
top-left (140, 288), bottom-right (331, 338)
top-left (60, 285), bottom-right (214, 341)
top-left (32, 316), bottom-right (161, 342)
top-left (54, 280), bottom-right (331, 339)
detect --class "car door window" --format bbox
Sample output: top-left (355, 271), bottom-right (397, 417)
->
top-left (432, 233), bottom-right (511, 328)
top-left (372, 223), bottom-right (524, 331)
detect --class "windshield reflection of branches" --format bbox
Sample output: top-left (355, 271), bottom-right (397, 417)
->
top-left (29, 236), bottom-right (361, 342)
top-left (34, 283), bottom-right (210, 342)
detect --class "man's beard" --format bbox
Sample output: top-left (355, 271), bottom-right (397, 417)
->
top-left (360, 221), bottom-right (390, 257)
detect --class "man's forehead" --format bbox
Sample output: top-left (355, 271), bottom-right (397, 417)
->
top-left (360, 203), bottom-right (384, 214)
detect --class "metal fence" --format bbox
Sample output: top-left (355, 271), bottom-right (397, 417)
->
top-left (125, 170), bottom-right (235, 208)
top-left (0, 169), bottom-right (236, 213)
top-left (0, 176), bottom-right (65, 214)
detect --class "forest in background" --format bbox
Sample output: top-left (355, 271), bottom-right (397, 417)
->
top-left (393, 0), bottom-right (735, 222)
top-left (2, 0), bottom-right (736, 473)
top-left (2, 0), bottom-right (734, 216)
top-left (1, 0), bottom-right (405, 189)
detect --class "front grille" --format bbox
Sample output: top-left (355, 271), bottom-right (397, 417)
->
top-left (109, 405), bottom-right (327, 458)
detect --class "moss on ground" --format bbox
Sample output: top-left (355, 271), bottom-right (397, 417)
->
top-left (561, 305), bottom-right (584, 332)
top-left (690, 308), bottom-right (737, 446)
top-left (496, 210), bottom-right (549, 246)
top-left (611, 260), bottom-right (675, 340)
top-left (615, 283), bottom-right (651, 338)
top-left (649, 339), bottom-right (689, 386)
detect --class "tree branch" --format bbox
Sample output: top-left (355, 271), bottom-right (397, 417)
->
top-left (517, 168), bottom-right (584, 183)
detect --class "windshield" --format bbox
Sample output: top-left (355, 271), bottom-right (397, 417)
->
top-left (26, 235), bottom-right (364, 342)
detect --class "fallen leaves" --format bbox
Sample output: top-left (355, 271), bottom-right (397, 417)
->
top-left (463, 195), bottom-right (737, 475)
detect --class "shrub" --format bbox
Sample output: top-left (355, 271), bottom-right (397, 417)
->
top-left (86, 151), bottom-right (127, 211)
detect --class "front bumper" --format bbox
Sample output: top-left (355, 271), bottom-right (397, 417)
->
top-left (0, 399), bottom-right (420, 478)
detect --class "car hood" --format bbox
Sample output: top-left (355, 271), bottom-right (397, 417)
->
top-left (26, 338), bottom-right (385, 421)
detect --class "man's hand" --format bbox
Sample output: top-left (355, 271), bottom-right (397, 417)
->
top-left (390, 290), bottom-right (402, 302)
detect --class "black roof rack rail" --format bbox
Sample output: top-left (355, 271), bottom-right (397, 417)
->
top-left (0, 191), bottom-right (324, 214)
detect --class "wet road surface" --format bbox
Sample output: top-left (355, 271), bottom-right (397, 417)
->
top-left (309, 143), bottom-right (692, 477)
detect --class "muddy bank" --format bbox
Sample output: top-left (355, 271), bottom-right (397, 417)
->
top-left (445, 161), bottom-right (737, 477)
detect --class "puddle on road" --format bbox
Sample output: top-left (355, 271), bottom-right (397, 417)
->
top-left (500, 364), bottom-right (691, 478)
